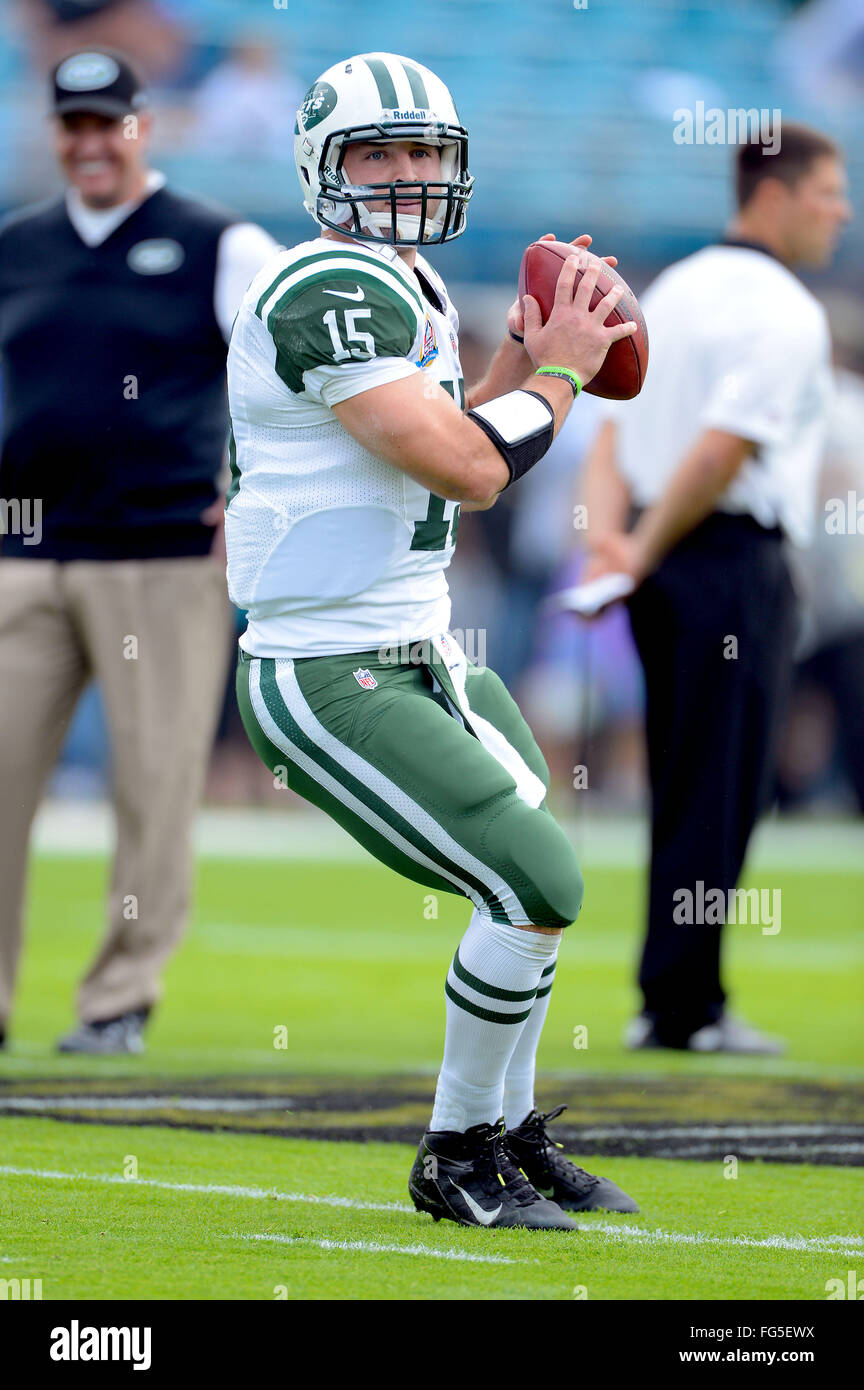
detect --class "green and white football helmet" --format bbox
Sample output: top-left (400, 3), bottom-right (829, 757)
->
top-left (294, 52), bottom-right (474, 246)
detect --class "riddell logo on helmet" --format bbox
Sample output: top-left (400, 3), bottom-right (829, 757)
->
top-left (386, 108), bottom-right (429, 121)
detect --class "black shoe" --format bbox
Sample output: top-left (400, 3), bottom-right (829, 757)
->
top-left (409, 1118), bottom-right (577, 1230)
top-left (506, 1106), bottom-right (639, 1213)
top-left (56, 1007), bottom-right (150, 1055)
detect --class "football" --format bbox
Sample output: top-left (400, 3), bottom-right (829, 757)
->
top-left (517, 239), bottom-right (649, 399)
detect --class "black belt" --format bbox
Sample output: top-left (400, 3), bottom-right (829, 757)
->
top-left (628, 506), bottom-right (784, 541)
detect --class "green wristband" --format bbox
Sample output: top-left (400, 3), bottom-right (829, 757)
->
top-left (534, 365), bottom-right (582, 398)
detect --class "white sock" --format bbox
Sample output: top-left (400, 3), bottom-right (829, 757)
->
top-left (430, 909), bottom-right (561, 1133)
top-left (503, 942), bottom-right (559, 1128)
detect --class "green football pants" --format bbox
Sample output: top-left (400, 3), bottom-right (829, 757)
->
top-left (236, 643), bottom-right (584, 930)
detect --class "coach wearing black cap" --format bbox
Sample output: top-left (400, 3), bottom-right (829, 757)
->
top-left (582, 123), bottom-right (851, 1054)
top-left (0, 49), bottom-right (277, 1052)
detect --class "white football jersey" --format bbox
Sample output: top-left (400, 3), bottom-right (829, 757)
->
top-left (226, 235), bottom-right (465, 656)
top-left (603, 244), bottom-right (833, 546)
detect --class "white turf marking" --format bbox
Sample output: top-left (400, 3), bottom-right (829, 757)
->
top-left (583, 1223), bottom-right (864, 1256)
top-left (0, 1096), bottom-right (293, 1114)
top-left (3, 1165), bottom-right (862, 1258)
top-left (579, 1124), bottom-right (860, 1139)
top-left (651, 1143), bottom-right (864, 1159)
top-left (238, 1232), bottom-right (522, 1265)
top-left (31, 801), bottom-right (864, 871)
top-left (0, 1165), bottom-right (412, 1215)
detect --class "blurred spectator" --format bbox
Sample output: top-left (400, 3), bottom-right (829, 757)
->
top-left (777, 339), bottom-right (864, 813)
top-left (775, 0), bottom-right (864, 106)
top-left (582, 124), bottom-right (850, 1055)
top-left (188, 37), bottom-right (301, 162)
top-left (14, 0), bottom-right (188, 82)
top-left (0, 49), bottom-right (278, 1055)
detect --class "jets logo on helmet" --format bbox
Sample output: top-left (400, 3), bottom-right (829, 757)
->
top-left (297, 81), bottom-right (337, 130)
top-left (294, 52), bottom-right (474, 247)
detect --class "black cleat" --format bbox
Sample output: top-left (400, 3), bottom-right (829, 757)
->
top-left (506, 1106), bottom-right (639, 1213)
top-left (409, 1118), bottom-right (577, 1230)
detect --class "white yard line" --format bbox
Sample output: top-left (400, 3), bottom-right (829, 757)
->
top-left (578, 1124), bottom-right (862, 1138)
top-left (0, 1096), bottom-right (294, 1113)
top-left (30, 801), bottom-right (864, 871)
top-left (582, 1223), bottom-right (864, 1256)
top-left (2, 1165), bottom-right (861, 1258)
top-left (237, 1232), bottom-right (523, 1265)
top-left (0, 1165), bottom-right (413, 1215)
top-left (651, 1144), bottom-right (864, 1158)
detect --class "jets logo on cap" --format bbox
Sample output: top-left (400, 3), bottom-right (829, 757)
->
top-left (56, 53), bottom-right (120, 91)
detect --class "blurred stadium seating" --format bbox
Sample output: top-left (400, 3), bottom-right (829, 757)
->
top-left (1, 0), bottom-right (862, 283)
top-left (2, 0), bottom-right (862, 811)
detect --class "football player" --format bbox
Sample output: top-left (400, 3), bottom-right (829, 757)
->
top-left (226, 52), bottom-right (638, 1229)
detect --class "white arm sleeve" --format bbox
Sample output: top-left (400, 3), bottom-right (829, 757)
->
top-left (304, 356), bottom-right (421, 408)
top-left (215, 223), bottom-right (283, 341)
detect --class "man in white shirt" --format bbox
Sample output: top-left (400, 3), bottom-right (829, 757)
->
top-left (582, 122), bottom-right (851, 1053)
top-left (0, 49), bottom-right (278, 1054)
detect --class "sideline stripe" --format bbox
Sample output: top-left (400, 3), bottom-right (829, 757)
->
top-left (2, 1102), bottom-right (859, 1156)
top-left (1, 1100), bottom-right (859, 1139)
top-left (576, 1124), bottom-right (864, 1140)
top-left (31, 802), bottom-right (864, 872)
top-left (3, 1166), bottom-right (862, 1257)
top-left (238, 1232), bottom-right (523, 1265)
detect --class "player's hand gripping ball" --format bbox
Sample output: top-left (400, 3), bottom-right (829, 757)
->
top-left (518, 240), bottom-right (649, 399)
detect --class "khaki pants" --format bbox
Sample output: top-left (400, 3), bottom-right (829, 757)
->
top-left (0, 556), bottom-right (232, 1029)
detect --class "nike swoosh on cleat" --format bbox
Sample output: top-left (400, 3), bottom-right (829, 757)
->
top-left (534, 1185), bottom-right (555, 1199)
top-left (451, 1183), bottom-right (502, 1226)
top-left (322, 286), bottom-right (365, 301)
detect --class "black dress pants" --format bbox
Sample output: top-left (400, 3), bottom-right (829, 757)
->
top-left (626, 513), bottom-right (798, 1045)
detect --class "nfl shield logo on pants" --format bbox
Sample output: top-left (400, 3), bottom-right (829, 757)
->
top-left (353, 667), bottom-right (378, 690)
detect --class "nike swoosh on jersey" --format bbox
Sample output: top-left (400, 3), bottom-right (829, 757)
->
top-left (322, 286), bottom-right (366, 301)
top-left (451, 1183), bottom-right (502, 1226)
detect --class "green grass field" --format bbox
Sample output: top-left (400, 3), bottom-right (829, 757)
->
top-left (2, 838), bottom-right (863, 1300)
top-left (4, 1118), bottom-right (862, 1301)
